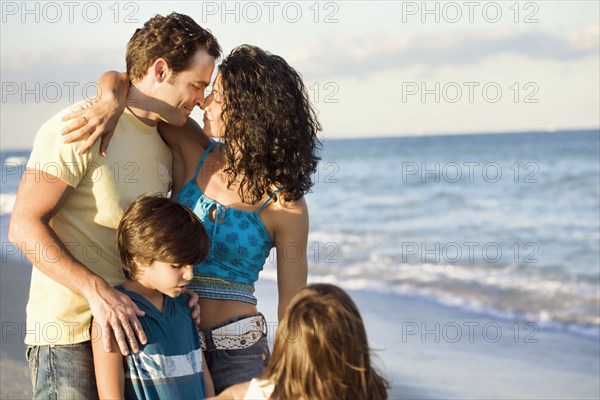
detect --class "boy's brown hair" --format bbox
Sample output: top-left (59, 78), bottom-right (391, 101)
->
top-left (126, 12), bottom-right (221, 83)
top-left (117, 195), bottom-right (210, 279)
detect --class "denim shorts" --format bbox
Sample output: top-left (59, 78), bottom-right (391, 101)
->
top-left (201, 313), bottom-right (271, 394)
top-left (26, 341), bottom-right (98, 400)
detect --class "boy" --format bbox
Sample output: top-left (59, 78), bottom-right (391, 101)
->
top-left (92, 195), bottom-right (214, 399)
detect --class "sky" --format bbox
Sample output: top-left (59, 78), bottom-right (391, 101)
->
top-left (1, 0), bottom-right (599, 149)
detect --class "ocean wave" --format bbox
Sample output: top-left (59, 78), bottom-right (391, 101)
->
top-left (308, 230), bottom-right (364, 244)
top-left (0, 194), bottom-right (17, 215)
top-left (264, 259), bottom-right (600, 339)
top-left (2, 156), bottom-right (28, 166)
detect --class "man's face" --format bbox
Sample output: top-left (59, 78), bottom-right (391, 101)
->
top-left (155, 49), bottom-right (215, 127)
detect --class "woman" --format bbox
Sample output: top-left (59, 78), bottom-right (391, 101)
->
top-left (213, 283), bottom-right (389, 400)
top-left (63, 45), bottom-right (321, 393)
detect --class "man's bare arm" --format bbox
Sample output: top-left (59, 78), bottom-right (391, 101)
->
top-left (8, 169), bottom-right (147, 354)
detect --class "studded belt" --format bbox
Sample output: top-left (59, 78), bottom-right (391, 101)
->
top-left (200, 313), bottom-right (266, 351)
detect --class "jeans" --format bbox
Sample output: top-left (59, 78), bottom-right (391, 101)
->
top-left (26, 342), bottom-right (98, 400)
top-left (202, 314), bottom-right (271, 394)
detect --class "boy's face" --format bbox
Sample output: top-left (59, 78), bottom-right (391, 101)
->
top-left (138, 260), bottom-right (194, 298)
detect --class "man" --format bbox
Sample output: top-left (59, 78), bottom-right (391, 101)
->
top-left (9, 12), bottom-right (221, 398)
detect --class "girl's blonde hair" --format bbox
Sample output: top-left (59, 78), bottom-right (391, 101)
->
top-left (263, 283), bottom-right (389, 399)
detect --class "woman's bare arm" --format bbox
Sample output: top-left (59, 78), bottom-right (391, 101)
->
top-left (273, 197), bottom-right (309, 321)
top-left (61, 71), bottom-right (129, 155)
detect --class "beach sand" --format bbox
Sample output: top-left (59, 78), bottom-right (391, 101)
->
top-left (1, 259), bottom-right (32, 400)
top-left (254, 275), bottom-right (600, 399)
top-left (1, 257), bottom-right (599, 399)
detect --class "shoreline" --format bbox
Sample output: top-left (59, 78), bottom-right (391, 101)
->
top-left (2, 128), bottom-right (599, 153)
top-left (2, 258), bottom-right (599, 399)
top-left (1, 258), bottom-right (32, 400)
top-left (254, 273), bottom-right (600, 400)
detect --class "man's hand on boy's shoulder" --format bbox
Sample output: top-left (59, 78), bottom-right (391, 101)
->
top-left (87, 280), bottom-right (147, 355)
top-left (182, 288), bottom-right (201, 327)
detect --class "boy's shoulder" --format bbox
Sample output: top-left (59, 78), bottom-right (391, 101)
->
top-left (172, 294), bottom-right (198, 327)
top-left (115, 285), bottom-right (190, 320)
top-left (113, 285), bottom-right (150, 310)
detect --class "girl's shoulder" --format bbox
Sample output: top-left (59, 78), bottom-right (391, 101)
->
top-left (244, 378), bottom-right (274, 400)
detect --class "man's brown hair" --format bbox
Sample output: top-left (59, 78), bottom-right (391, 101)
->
top-left (126, 12), bottom-right (221, 83)
top-left (117, 195), bottom-right (210, 279)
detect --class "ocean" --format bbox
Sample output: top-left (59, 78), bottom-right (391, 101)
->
top-left (2, 129), bottom-right (600, 339)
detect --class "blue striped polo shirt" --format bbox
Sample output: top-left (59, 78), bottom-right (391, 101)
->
top-left (115, 285), bottom-right (206, 399)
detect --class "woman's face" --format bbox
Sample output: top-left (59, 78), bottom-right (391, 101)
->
top-left (202, 72), bottom-right (224, 138)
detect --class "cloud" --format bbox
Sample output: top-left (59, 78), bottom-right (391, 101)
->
top-left (1, 47), bottom-right (125, 84)
top-left (286, 26), bottom-right (599, 77)
top-left (2, 25), bottom-right (597, 86)
top-left (570, 23), bottom-right (600, 52)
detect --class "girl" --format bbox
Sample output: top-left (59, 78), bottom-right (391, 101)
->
top-left (214, 283), bottom-right (389, 400)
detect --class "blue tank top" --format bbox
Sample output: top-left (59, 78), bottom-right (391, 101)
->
top-left (173, 140), bottom-right (279, 305)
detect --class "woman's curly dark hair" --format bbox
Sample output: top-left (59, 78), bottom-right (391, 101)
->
top-left (219, 45), bottom-right (322, 203)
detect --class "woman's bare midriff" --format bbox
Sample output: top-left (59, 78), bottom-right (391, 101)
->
top-left (198, 298), bottom-right (259, 330)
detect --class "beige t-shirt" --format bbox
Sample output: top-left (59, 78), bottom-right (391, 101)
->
top-left (25, 104), bottom-right (172, 345)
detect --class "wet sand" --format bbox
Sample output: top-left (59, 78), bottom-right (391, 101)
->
top-left (1, 259), bottom-right (32, 399)
top-left (2, 257), bottom-right (599, 399)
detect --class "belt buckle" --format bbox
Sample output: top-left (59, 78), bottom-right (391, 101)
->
top-left (199, 330), bottom-right (207, 351)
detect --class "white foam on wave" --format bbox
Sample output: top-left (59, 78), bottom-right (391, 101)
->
top-left (296, 258), bottom-right (600, 338)
top-left (3, 156), bottom-right (28, 166)
top-left (566, 324), bottom-right (600, 339)
top-left (309, 230), bottom-right (364, 245)
top-left (260, 265), bottom-right (277, 282)
top-left (331, 274), bottom-right (600, 339)
top-left (381, 262), bottom-right (597, 300)
top-left (261, 225), bottom-right (600, 337)
top-left (0, 193), bottom-right (17, 215)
